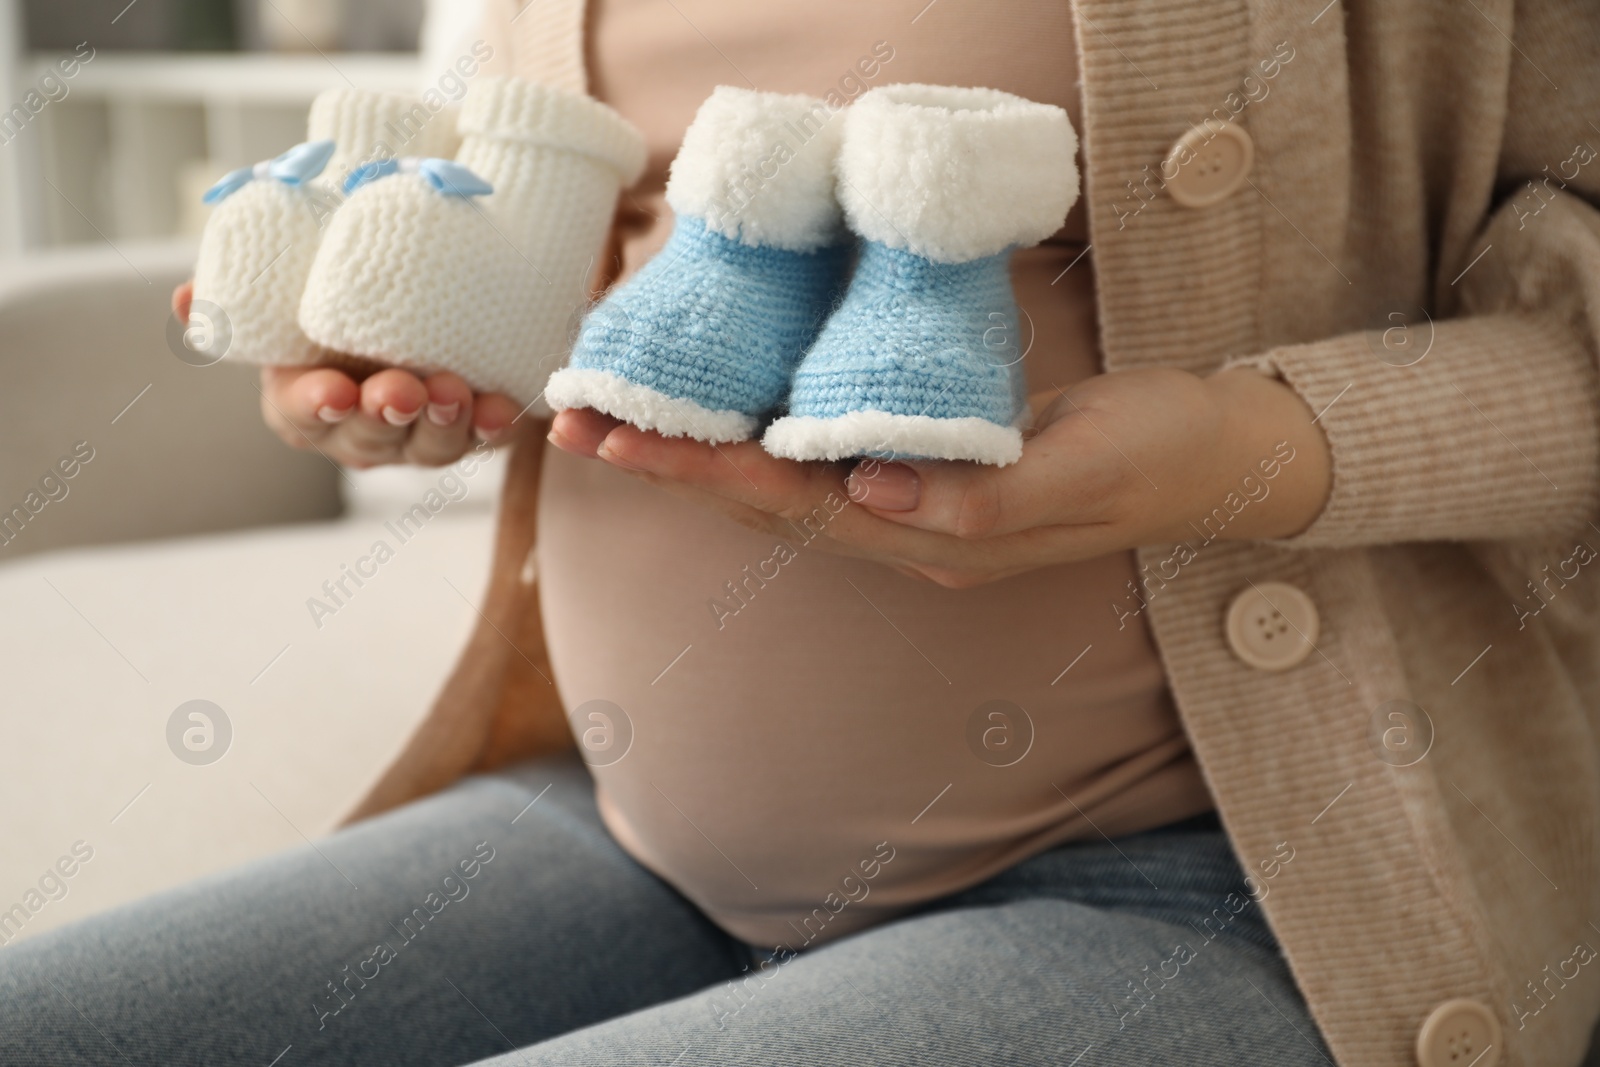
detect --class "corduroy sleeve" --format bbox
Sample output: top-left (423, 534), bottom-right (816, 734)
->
top-left (1218, 191), bottom-right (1600, 549)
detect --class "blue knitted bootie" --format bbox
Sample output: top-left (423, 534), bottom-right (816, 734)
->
top-left (546, 87), bottom-right (850, 443)
top-left (764, 84), bottom-right (1079, 466)
top-left (765, 243), bottom-right (1028, 463)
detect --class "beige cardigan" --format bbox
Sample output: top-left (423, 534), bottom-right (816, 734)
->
top-left (348, 2), bottom-right (1600, 1065)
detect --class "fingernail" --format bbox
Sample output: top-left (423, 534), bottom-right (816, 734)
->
top-left (474, 424), bottom-right (501, 442)
top-left (383, 405), bottom-right (421, 427)
top-left (596, 440), bottom-right (642, 471)
top-left (317, 405), bottom-right (354, 424)
top-left (849, 462), bottom-right (920, 510)
top-left (427, 402), bottom-right (461, 427)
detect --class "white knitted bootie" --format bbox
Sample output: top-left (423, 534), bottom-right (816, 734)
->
top-left (297, 76), bottom-right (647, 409)
top-left (188, 90), bottom-right (460, 366)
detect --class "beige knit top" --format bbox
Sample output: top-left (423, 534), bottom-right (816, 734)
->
top-left (356, 2), bottom-right (1600, 1065)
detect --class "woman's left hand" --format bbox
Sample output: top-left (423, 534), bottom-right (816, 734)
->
top-left (548, 366), bottom-right (1333, 588)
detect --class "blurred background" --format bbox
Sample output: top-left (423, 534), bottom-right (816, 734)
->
top-left (0, 0), bottom-right (507, 946)
top-left (0, 0), bottom-right (488, 252)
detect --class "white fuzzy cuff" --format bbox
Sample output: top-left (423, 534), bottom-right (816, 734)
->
top-left (459, 75), bottom-right (647, 185)
top-left (763, 411), bottom-right (1024, 466)
top-left (308, 89), bottom-right (461, 184)
top-left (837, 84), bottom-right (1078, 264)
top-left (665, 86), bottom-right (844, 252)
top-left (545, 368), bottom-right (759, 442)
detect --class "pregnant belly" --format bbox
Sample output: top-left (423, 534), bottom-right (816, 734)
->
top-left (535, 446), bottom-right (1210, 948)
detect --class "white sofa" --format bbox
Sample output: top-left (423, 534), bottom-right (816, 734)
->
top-left (0, 242), bottom-right (498, 945)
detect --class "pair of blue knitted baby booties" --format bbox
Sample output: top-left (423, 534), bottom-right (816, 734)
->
top-left (545, 83), bottom-right (1079, 467)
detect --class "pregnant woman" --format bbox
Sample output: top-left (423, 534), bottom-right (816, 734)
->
top-left (4, 2), bottom-right (1600, 1066)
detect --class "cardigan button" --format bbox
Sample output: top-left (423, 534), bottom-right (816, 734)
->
top-left (1415, 999), bottom-right (1502, 1067)
top-left (1163, 122), bottom-right (1254, 208)
top-left (1224, 582), bottom-right (1318, 671)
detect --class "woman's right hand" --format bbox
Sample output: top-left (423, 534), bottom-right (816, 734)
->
top-left (173, 282), bottom-right (522, 469)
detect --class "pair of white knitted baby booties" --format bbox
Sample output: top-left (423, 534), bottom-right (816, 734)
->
top-left (189, 76), bottom-right (646, 414)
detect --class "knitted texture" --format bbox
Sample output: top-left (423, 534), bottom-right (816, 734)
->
top-left (189, 180), bottom-right (326, 365)
top-left (309, 88), bottom-right (463, 187)
top-left (546, 87), bottom-right (850, 441)
top-left (763, 243), bottom-right (1028, 464)
top-left (457, 74), bottom-right (645, 176)
top-left (298, 76), bottom-right (647, 408)
top-left (190, 89), bottom-right (460, 366)
top-left (495, 0), bottom-right (588, 94)
top-left (547, 216), bottom-right (850, 440)
top-left (764, 84), bottom-right (1078, 466)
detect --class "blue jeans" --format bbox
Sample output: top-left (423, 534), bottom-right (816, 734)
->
top-left (0, 752), bottom-right (1331, 1066)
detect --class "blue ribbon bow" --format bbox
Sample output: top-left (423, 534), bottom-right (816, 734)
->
top-left (202, 140), bottom-right (337, 205)
top-left (342, 157), bottom-right (495, 199)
